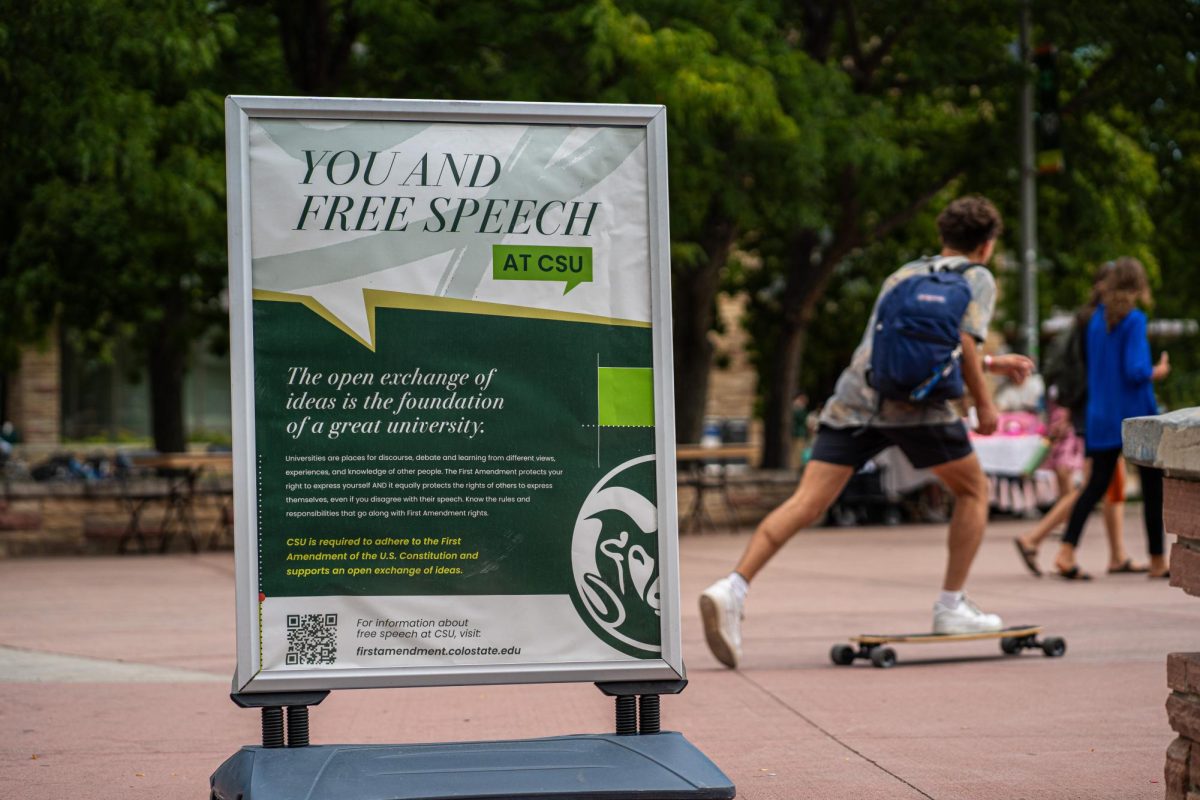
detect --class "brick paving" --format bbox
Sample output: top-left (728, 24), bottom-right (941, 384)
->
top-left (0, 509), bottom-right (1192, 799)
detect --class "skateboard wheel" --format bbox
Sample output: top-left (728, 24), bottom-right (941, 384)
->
top-left (1040, 636), bottom-right (1066, 658)
top-left (869, 646), bottom-right (897, 669)
top-left (830, 644), bottom-right (856, 666)
top-left (1000, 637), bottom-right (1022, 655)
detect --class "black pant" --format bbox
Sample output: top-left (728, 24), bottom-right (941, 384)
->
top-left (1062, 448), bottom-right (1164, 557)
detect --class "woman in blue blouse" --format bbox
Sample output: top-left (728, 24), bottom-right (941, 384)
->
top-left (1054, 258), bottom-right (1171, 580)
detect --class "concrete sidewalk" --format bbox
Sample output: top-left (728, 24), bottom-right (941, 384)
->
top-left (1, 512), bottom-right (1192, 799)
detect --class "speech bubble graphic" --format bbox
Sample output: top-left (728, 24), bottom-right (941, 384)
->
top-left (248, 119), bottom-right (649, 347)
top-left (492, 245), bottom-right (593, 294)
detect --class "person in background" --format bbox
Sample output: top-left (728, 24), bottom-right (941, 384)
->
top-left (1053, 257), bottom-right (1170, 580)
top-left (1014, 264), bottom-right (1143, 577)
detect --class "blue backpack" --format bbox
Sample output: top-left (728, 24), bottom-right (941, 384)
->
top-left (869, 260), bottom-right (977, 404)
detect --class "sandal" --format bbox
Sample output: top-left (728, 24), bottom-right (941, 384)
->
top-left (1107, 559), bottom-right (1149, 574)
top-left (1149, 570), bottom-right (1171, 579)
top-left (1014, 538), bottom-right (1041, 577)
top-left (1056, 565), bottom-right (1093, 581)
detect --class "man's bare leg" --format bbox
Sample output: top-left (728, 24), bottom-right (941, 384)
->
top-left (926, 451), bottom-right (1003, 633)
top-left (734, 460), bottom-right (855, 581)
top-left (929, 452), bottom-right (990, 592)
top-left (699, 460), bottom-right (853, 667)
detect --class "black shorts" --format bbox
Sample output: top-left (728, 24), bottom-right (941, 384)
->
top-left (810, 423), bottom-right (973, 470)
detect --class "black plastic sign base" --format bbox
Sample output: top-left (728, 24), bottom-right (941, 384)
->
top-left (210, 731), bottom-right (735, 800)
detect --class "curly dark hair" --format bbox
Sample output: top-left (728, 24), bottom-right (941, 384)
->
top-left (936, 196), bottom-right (1003, 253)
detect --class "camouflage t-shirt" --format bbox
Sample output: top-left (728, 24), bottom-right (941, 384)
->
top-left (818, 255), bottom-right (997, 428)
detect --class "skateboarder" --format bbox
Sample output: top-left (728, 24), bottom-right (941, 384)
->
top-left (699, 195), bottom-right (1034, 669)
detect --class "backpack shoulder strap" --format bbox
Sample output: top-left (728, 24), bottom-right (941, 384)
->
top-left (940, 259), bottom-right (981, 275)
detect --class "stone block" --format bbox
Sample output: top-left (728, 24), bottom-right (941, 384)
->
top-left (1168, 736), bottom-right (1192, 799)
top-left (1124, 408), bottom-right (1200, 478)
top-left (1171, 542), bottom-right (1200, 598)
top-left (0, 510), bottom-right (42, 530)
top-left (1168, 695), bottom-right (1200, 742)
top-left (1192, 741), bottom-right (1200, 793)
top-left (1167, 479), bottom-right (1200, 541)
top-left (1170, 654), bottom-right (1200, 693)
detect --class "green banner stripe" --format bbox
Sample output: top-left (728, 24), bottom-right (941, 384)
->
top-left (253, 288), bottom-right (650, 351)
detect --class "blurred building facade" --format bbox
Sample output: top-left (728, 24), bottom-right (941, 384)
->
top-left (2, 330), bottom-right (231, 451)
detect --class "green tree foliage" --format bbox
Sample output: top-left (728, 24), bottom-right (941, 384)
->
top-left (258, 0), bottom-right (813, 442)
top-left (0, 1), bottom-right (233, 451)
top-left (741, 0), bottom-right (1200, 466)
top-left (736, 0), bottom-right (1021, 465)
top-left (1034, 2), bottom-right (1200, 411)
top-left (2, 0), bottom-right (1195, 457)
top-left (583, 0), bottom-right (805, 442)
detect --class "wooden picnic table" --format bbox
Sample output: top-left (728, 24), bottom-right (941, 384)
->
top-left (676, 443), bottom-right (759, 533)
top-left (130, 452), bottom-right (233, 473)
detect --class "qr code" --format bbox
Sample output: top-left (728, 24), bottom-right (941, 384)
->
top-left (285, 613), bottom-right (338, 665)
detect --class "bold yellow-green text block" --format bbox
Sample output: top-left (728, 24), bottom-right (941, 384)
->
top-left (597, 367), bottom-right (654, 427)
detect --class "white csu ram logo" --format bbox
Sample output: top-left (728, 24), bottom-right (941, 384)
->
top-left (570, 455), bottom-right (661, 655)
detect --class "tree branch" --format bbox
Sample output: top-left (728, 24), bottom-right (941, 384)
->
top-left (868, 165), bottom-right (965, 243)
top-left (845, 2), bottom-right (925, 91)
top-left (780, 167), bottom-right (859, 328)
top-left (800, 0), bottom-right (838, 62)
top-left (328, 0), bottom-right (360, 90)
top-left (841, 0), bottom-right (863, 65)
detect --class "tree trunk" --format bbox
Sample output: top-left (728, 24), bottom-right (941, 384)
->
top-left (671, 215), bottom-right (736, 444)
top-left (147, 324), bottom-right (187, 454)
top-left (761, 320), bottom-right (808, 468)
top-left (758, 230), bottom-right (833, 468)
top-left (276, 0), bottom-right (359, 94)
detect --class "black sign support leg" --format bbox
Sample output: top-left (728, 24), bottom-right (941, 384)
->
top-left (638, 694), bottom-right (660, 734)
top-left (595, 679), bottom-right (687, 736)
top-left (262, 707), bottom-right (284, 748)
top-left (230, 691), bottom-right (329, 748)
top-left (287, 705), bottom-right (311, 747)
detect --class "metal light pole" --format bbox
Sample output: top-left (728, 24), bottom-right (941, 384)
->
top-left (1019, 0), bottom-right (1039, 366)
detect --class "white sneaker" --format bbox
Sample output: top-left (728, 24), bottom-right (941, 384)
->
top-left (699, 577), bottom-right (744, 668)
top-left (932, 596), bottom-right (1003, 634)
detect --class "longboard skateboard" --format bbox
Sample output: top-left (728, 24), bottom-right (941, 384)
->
top-left (830, 625), bottom-right (1066, 668)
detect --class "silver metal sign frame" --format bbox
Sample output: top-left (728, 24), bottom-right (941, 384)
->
top-left (225, 96), bottom-right (681, 693)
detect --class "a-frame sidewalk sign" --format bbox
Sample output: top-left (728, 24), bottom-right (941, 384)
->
top-left (211, 95), bottom-right (735, 800)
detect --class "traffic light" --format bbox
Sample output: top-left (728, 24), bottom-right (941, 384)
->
top-left (1034, 44), bottom-right (1064, 174)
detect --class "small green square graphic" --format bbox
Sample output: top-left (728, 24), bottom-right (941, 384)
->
top-left (597, 367), bottom-right (654, 427)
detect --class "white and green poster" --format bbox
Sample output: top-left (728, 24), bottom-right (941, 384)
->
top-left (225, 97), bottom-right (682, 692)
